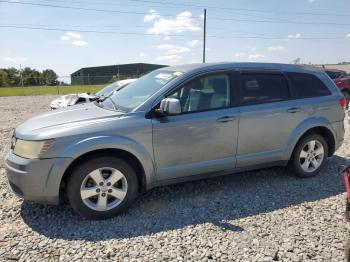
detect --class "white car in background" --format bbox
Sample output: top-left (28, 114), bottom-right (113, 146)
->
top-left (50, 79), bottom-right (137, 109)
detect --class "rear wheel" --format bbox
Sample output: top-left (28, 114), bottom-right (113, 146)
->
top-left (67, 156), bottom-right (138, 219)
top-left (290, 134), bottom-right (328, 178)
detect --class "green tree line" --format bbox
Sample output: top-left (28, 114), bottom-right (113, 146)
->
top-left (0, 67), bottom-right (59, 87)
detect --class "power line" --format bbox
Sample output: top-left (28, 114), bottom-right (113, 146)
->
top-left (17, 0), bottom-right (350, 18)
top-left (0, 25), bottom-right (347, 40)
top-left (3, 0), bottom-right (350, 27)
top-left (208, 17), bottom-right (350, 26)
top-left (0, 25), bottom-right (201, 38)
top-left (0, 0), bottom-right (201, 19)
top-left (0, 23), bottom-right (286, 37)
top-left (33, 0), bottom-right (296, 22)
top-left (126, 0), bottom-right (350, 17)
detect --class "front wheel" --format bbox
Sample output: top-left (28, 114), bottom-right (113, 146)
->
top-left (290, 134), bottom-right (328, 178)
top-left (66, 156), bottom-right (138, 220)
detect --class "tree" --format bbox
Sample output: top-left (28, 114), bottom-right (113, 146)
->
top-left (291, 58), bottom-right (301, 65)
top-left (0, 70), bottom-right (10, 87)
top-left (21, 67), bottom-right (37, 86)
top-left (41, 69), bottom-right (58, 86)
top-left (0, 67), bottom-right (59, 87)
top-left (21, 67), bottom-right (48, 86)
top-left (4, 67), bottom-right (20, 86)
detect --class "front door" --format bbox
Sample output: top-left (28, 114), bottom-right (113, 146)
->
top-left (152, 72), bottom-right (239, 181)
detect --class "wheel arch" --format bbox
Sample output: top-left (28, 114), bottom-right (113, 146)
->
top-left (295, 127), bottom-right (335, 156)
top-left (283, 119), bottom-right (336, 160)
top-left (59, 148), bottom-right (148, 200)
top-left (53, 135), bottom-right (156, 201)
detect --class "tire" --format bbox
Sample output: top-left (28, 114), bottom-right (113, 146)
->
top-left (290, 134), bottom-right (328, 178)
top-left (66, 156), bottom-right (138, 220)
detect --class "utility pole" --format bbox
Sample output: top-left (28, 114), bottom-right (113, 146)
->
top-left (203, 8), bottom-right (207, 63)
top-left (19, 64), bottom-right (24, 87)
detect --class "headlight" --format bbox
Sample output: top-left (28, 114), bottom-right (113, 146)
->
top-left (13, 139), bottom-right (54, 159)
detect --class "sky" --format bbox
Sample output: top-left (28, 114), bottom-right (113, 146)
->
top-left (0, 0), bottom-right (350, 83)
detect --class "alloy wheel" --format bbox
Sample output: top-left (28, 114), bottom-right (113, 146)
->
top-left (80, 167), bottom-right (128, 211)
top-left (299, 140), bottom-right (325, 173)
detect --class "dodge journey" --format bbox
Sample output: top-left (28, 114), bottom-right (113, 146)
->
top-left (5, 63), bottom-right (345, 219)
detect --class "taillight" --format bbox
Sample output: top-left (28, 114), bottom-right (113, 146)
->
top-left (340, 97), bottom-right (347, 110)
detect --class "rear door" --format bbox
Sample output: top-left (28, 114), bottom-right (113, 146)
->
top-left (236, 70), bottom-right (307, 167)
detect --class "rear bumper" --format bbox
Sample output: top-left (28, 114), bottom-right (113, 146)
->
top-left (4, 152), bottom-right (73, 205)
top-left (332, 121), bottom-right (345, 152)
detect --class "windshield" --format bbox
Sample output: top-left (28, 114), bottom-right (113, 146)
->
top-left (96, 82), bottom-right (121, 97)
top-left (103, 70), bottom-right (182, 111)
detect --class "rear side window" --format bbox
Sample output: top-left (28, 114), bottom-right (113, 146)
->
top-left (239, 73), bottom-right (289, 106)
top-left (287, 73), bottom-right (331, 99)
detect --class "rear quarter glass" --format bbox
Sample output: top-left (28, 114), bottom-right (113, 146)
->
top-left (286, 72), bottom-right (331, 99)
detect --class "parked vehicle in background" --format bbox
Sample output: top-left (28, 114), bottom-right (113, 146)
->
top-left (5, 63), bottom-right (345, 219)
top-left (50, 79), bottom-right (137, 109)
top-left (325, 69), bottom-right (350, 106)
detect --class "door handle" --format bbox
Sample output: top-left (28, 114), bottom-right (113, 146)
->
top-left (287, 107), bottom-right (301, 113)
top-left (216, 116), bottom-right (237, 123)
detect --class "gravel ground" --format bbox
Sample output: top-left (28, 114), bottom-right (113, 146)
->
top-left (1, 95), bottom-right (350, 262)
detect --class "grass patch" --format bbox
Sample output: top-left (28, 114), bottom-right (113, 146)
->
top-left (0, 85), bottom-right (104, 97)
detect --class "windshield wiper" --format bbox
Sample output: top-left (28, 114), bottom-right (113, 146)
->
top-left (96, 95), bottom-right (107, 102)
top-left (95, 95), bottom-right (119, 111)
top-left (107, 97), bottom-right (119, 110)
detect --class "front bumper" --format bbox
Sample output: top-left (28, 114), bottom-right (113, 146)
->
top-left (4, 152), bottom-right (73, 205)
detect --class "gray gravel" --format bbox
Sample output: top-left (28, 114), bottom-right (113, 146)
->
top-left (1, 95), bottom-right (350, 261)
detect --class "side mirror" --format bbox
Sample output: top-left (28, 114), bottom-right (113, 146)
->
top-left (155, 98), bottom-right (181, 116)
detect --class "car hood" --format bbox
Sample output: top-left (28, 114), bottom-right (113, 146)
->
top-left (15, 103), bottom-right (125, 139)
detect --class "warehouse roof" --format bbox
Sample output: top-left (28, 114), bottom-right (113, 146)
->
top-left (71, 63), bottom-right (168, 75)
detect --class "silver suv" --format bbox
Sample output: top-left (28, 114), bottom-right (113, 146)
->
top-left (5, 63), bottom-right (345, 219)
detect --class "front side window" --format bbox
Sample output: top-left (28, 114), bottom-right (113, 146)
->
top-left (239, 73), bottom-right (289, 106)
top-left (168, 74), bottom-right (230, 113)
top-left (287, 72), bottom-right (331, 99)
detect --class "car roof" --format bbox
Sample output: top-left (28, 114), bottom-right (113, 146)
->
top-left (163, 62), bottom-right (324, 74)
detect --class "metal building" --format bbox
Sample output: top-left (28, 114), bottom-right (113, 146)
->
top-left (71, 63), bottom-right (167, 85)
